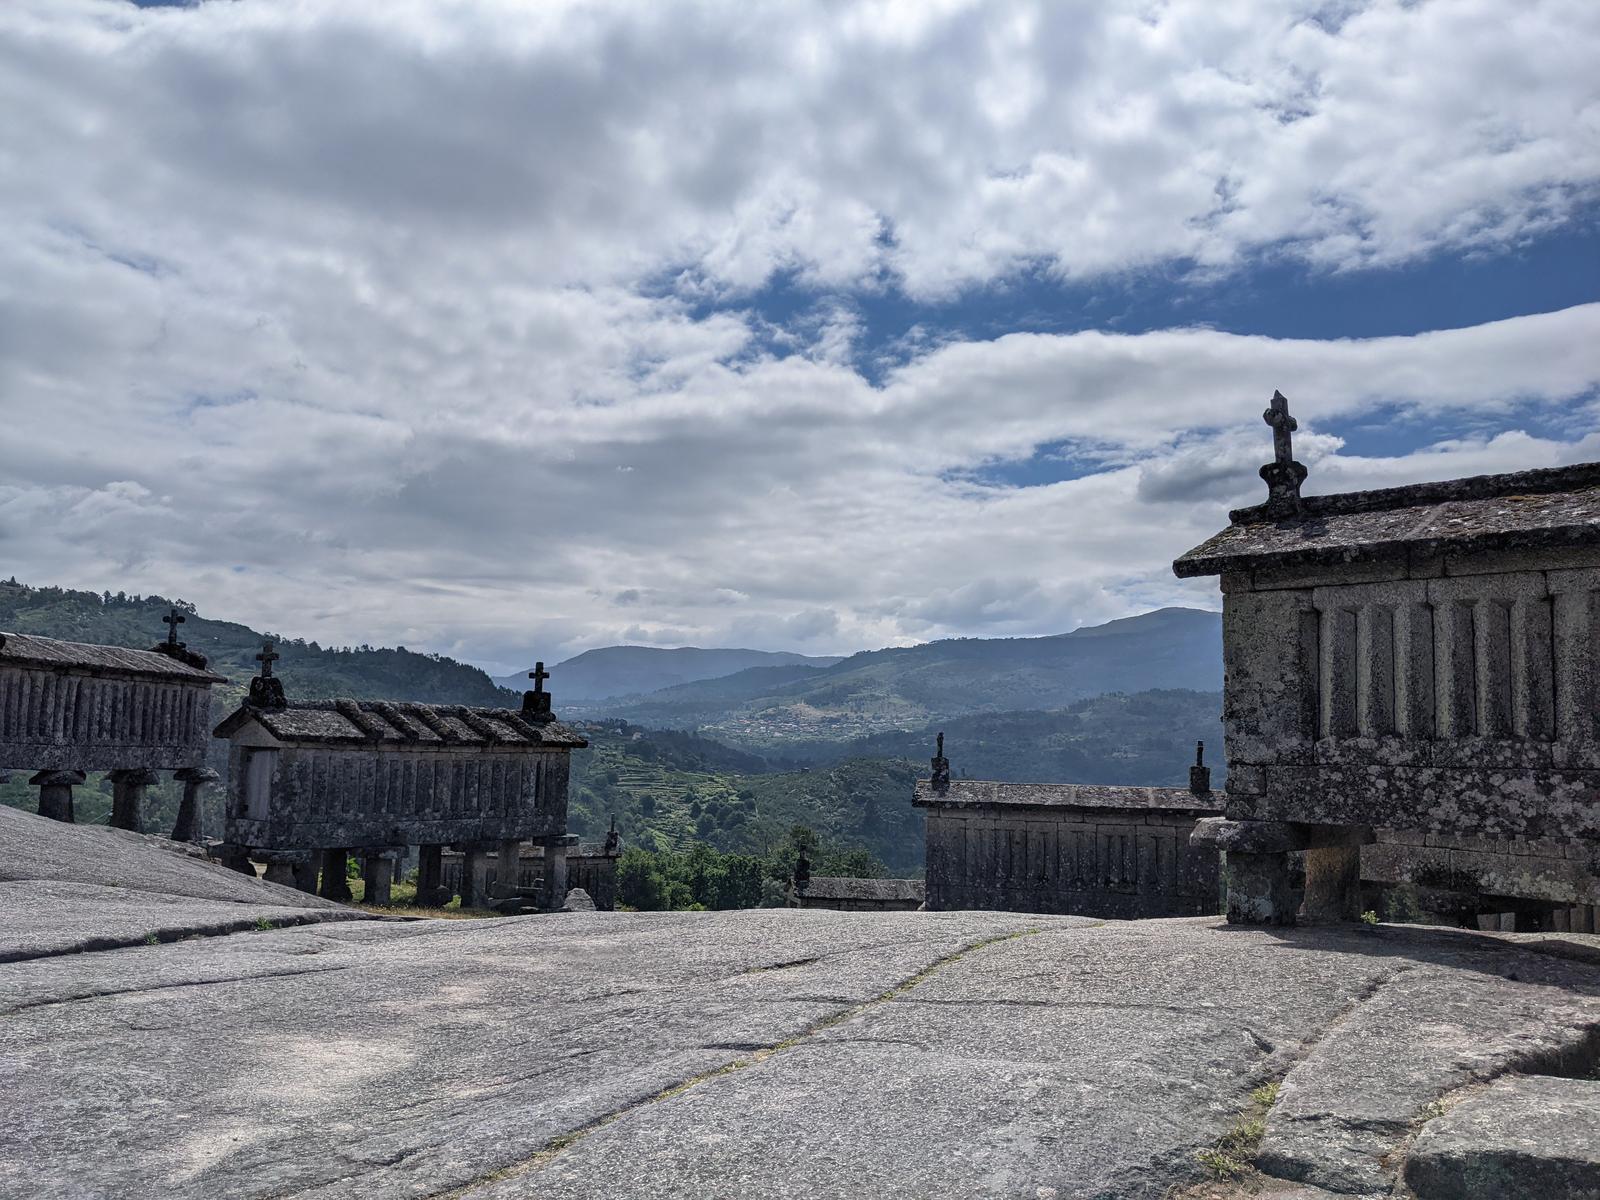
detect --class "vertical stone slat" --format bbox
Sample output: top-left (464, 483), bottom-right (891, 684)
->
top-left (1357, 604), bottom-right (1396, 737)
top-left (1551, 587), bottom-right (1598, 749)
top-left (1513, 594), bottom-right (1555, 741)
top-left (1320, 606), bottom-right (1359, 739)
top-left (1435, 599), bottom-right (1478, 739)
top-left (1475, 600), bottom-right (1514, 738)
top-left (1394, 600), bottom-right (1436, 738)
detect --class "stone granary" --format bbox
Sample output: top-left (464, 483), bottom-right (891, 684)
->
top-left (915, 734), bottom-right (1223, 918)
top-left (212, 651), bottom-right (586, 906)
top-left (789, 873), bottom-right (926, 911)
top-left (1174, 391), bottom-right (1600, 928)
top-left (440, 818), bottom-right (623, 911)
top-left (0, 610), bottom-right (223, 836)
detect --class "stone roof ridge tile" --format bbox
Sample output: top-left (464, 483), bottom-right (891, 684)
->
top-left (333, 698), bottom-right (391, 741)
top-left (367, 700), bottom-right (425, 741)
top-left (1226, 459), bottom-right (1600, 527)
top-left (913, 776), bottom-right (1223, 812)
top-left (0, 629), bottom-right (226, 683)
top-left (452, 708), bottom-right (506, 744)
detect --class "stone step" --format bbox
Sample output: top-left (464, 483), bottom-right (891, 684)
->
top-left (1403, 1075), bottom-right (1600, 1199)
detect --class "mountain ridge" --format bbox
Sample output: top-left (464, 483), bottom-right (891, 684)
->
top-left (595, 607), bottom-right (1223, 747)
top-left (495, 645), bottom-right (843, 705)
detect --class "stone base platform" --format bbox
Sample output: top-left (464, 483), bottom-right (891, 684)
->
top-left (2, 806), bottom-right (1598, 1199)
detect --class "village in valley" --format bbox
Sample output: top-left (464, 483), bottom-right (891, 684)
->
top-left (3, 2), bottom-right (1598, 1198)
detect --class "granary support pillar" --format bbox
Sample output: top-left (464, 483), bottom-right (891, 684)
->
top-left (1193, 818), bottom-right (1373, 926)
top-left (495, 838), bottom-right (524, 897)
top-left (30, 770), bottom-right (85, 823)
top-left (415, 844), bottom-right (445, 907)
top-left (459, 844), bottom-right (490, 908)
top-left (319, 849), bottom-right (352, 901)
top-left (108, 768), bottom-right (161, 834)
top-left (170, 767), bottom-right (220, 843)
top-left (358, 848), bottom-right (402, 906)
top-left (258, 850), bottom-right (312, 890)
top-left (541, 834), bottom-right (578, 911)
top-left (291, 860), bottom-right (319, 894)
top-left (262, 860), bottom-right (296, 888)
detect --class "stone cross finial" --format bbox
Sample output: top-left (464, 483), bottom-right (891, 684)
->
top-left (163, 608), bottom-right (186, 647)
top-left (248, 640), bottom-right (287, 708)
top-left (523, 660), bottom-right (554, 720)
top-left (1258, 390), bottom-right (1309, 516)
top-left (1189, 740), bottom-right (1212, 795)
top-left (931, 731), bottom-right (951, 793)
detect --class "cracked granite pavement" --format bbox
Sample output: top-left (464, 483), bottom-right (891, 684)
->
top-left (3, 811), bottom-right (1600, 1199)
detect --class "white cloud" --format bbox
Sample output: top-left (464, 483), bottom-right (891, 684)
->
top-left (0, 0), bottom-right (1596, 669)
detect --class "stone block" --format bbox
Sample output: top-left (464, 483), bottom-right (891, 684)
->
top-left (1403, 1076), bottom-right (1600, 1200)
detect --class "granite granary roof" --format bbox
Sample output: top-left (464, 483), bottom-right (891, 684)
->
top-left (214, 698), bottom-right (587, 748)
top-left (913, 779), bottom-right (1221, 812)
top-left (0, 631), bottom-right (225, 683)
top-left (1174, 460), bottom-right (1600, 578)
top-left (797, 876), bottom-right (926, 903)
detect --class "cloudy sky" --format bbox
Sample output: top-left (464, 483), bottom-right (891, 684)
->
top-left (2, 0), bottom-right (1597, 673)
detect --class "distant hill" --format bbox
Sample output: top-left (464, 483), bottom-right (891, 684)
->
top-left (496, 645), bottom-right (842, 705)
top-left (0, 581), bottom-right (516, 708)
top-left (602, 607), bottom-right (1222, 748)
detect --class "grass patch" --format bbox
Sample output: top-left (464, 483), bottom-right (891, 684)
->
top-left (1193, 1081), bottom-right (1279, 1180)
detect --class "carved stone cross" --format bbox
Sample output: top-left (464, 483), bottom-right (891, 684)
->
top-left (1264, 390), bottom-right (1298, 466)
top-left (529, 661), bottom-right (549, 694)
top-left (256, 641), bottom-right (280, 678)
top-left (163, 608), bottom-right (186, 646)
top-left (1258, 389), bottom-right (1308, 516)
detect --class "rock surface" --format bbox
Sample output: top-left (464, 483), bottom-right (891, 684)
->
top-left (1403, 1075), bottom-right (1600, 1200)
top-left (3, 806), bottom-right (1599, 1199)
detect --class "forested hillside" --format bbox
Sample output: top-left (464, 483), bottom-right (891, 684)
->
top-left (601, 607), bottom-right (1222, 747)
top-left (566, 722), bottom-right (923, 874)
top-left (494, 645), bottom-right (840, 704)
top-left (0, 580), bottom-right (516, 707)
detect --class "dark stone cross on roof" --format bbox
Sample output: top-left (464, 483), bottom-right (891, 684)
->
top-left (163, 608), bottom-right (186, 647)
top-left (523, 660), bottom-right (554, 720)
top-left (1258, 389), bottom-right (1309, 517)
top-left (256, 641), bottom-right (280, 678)
top-left (1265, 390), bottom-right (1297, 464)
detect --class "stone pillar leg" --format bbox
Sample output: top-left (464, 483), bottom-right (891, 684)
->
top-left (542, 836), bottom-right (570, 911)
top-left (416, 844), bottom-right (443, 906)
top-left (108, 768), bottom-right (161, 834)
top-left (1300, 843), bottom-right (1363, 924)
top-left (362, 854), bottom-right (394, 907)
top-left (30, 770), bottom-right (85, 823)
top-left (460, 845), bottom-right (488, 908)
top-left (1223, 851), bottom-right (1298, 925)
top-left (319, 849), bottom-right (353, 902)
top-left (262, 860), bottom-right (296, 887)
top-left (291, 859), bottom-right (319, 894)
top-left (496, 838), bottom-right (523, 897)
top-left (170, 767), bottom-right (221, 843)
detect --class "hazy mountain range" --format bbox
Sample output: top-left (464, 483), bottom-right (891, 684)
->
top-left (493, 646), bottom-right (842, 705)
top-left (594, 607), bottom-right (1222, 747)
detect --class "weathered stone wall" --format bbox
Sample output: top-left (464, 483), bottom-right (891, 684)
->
top-left (1363, 827), bottom-right (1600, 907)
top-left (923, 806), bottom-right (1220, 918)
top-left (1222, 547), bottom-right (1600, 845)
top-left (794, 895), bottom-right (922, 912)
top-left (441, 845), bottom-right (618, 910)
top-left (225, 741), bottom-right (570, 852)
top-left (0, 664), bottom-right (212, 771)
